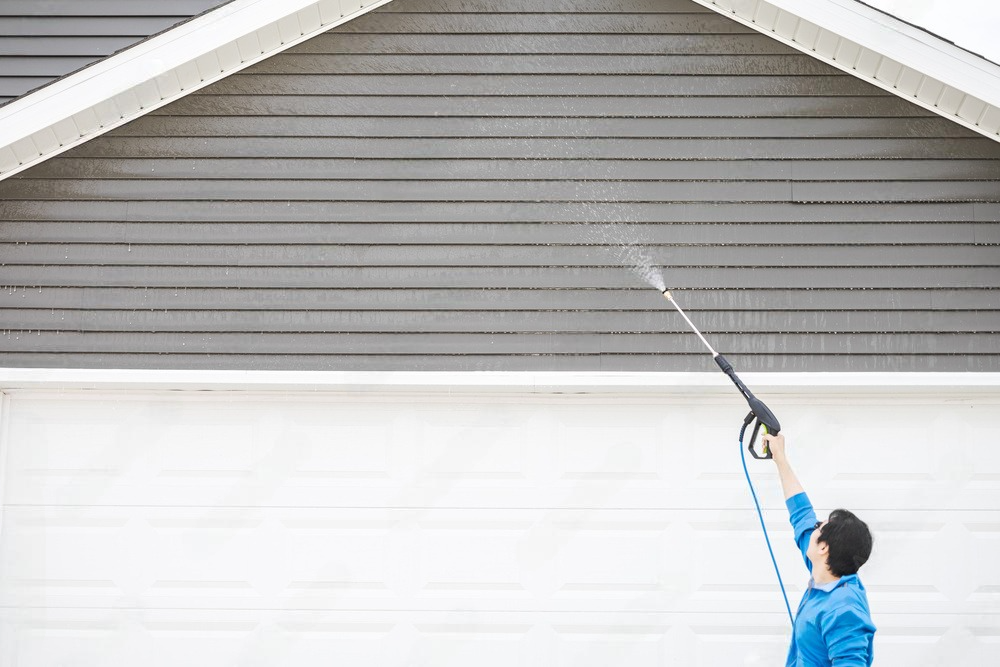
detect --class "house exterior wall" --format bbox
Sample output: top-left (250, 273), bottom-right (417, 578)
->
top-left (0, 0), bottom-right (232, 106)
top-left (0, 0), bottom-right (998, 372)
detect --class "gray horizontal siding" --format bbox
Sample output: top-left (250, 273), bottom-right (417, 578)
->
top-left (0, 0), bottom-right (231, 105)
top-left (6, 201), bottom-right (997, 223)
top-left (6, 200), bottom-right (998, 219)
top-left (3, 221), bottom-right (999, 244)
top-left (162, 94), bottom-right (935, 117)
top-left (2, 243), bottom-right (997, 266)
top-left (291, 33), bottom-right (798, 55)
top-left (2, 353), bottom-right (991, 372)
top-left (109, 116), bottom-right (973, 137)
top-left (0, 266), bottom-right (995, 290)
top-left (4, 309), bottom-right (1000, 334)
top-left (18, 158), bottom-right (1000, 182)
top-left (1, 0), bottom-right (999, 371)
top-left (0, 333), bottom-right (995, 356)
top-left (49, 136), bottom-right (1000, 159)
top-left (205, 74), bottom-right (880, 96)
top-left (7, 179), bottom-right (1000, 203)
top-left (251, 53), bottom-right (843, 75)
top-left (1, 288), bottom-right (993, 311)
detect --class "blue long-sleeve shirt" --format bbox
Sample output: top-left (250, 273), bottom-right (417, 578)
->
top-left (785, 492), bottom-right (876, 667)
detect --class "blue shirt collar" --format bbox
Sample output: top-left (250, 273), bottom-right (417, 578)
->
top-left (811, 578), bottom-right (840, 592)
top-left (810, 573), bottom-right (859, 592)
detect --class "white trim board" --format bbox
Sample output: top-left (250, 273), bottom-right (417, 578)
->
top-left (0, 0), bottom-right (395, 180)
top-left (690, 0), bottom-right (1000, 142)
top-left (0, 369), bottom-right (998, 395)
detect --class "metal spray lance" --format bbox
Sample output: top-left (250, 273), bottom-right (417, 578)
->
top-left (662, 290), bottom-right (781, 459)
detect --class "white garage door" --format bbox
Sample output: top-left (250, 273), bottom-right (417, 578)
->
top-left (0, 381), bottom-right (997, 665)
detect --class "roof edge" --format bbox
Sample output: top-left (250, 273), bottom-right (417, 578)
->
top-left (0, 0), bottom-right (395, 181)
top-left (856, 0), bottom-right (1000, 68)
top-left (690, 0), bottom-right (1000, 143)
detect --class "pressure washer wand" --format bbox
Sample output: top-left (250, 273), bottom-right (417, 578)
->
top-left (662, 290), bottom-right (781, 459)
top-left (662, 289), bottom-right (794, 625)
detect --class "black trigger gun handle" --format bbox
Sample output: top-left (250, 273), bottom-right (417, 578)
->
top-left (715, 354), bottom-right (781, 460)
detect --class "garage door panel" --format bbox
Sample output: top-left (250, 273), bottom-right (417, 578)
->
top-left (4, 393), bottom-right (999, 511)
top-left (1, 506), bottom-right (995, 616)
top-left (413, 625), bottom-right (534, 667)
top-left (553, 626), bottom-right (667, 667)
top-left (552, 522), bottom-right (667, 593)
top-left (0, 609), bottom-right (994, 667)
top-left (154, 423), bottom-right (262, 479)
top-left (556, 420), bottom-right (663, 481)
top-left (417, 520), bottom-right (532, 595)
top-left (416, 440), bottom-right (529, 481)
top-left (1, 388), bottom-right (998, 665)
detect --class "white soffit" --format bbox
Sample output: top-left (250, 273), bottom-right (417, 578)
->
top-left (0, 0), bottom-right (395, 181)
top-left (0, 369), bottom-right (999, 396)
top-left (689, 0), bottom-right (1000, 143)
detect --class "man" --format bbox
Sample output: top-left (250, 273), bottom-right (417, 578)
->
top-left (762, 432), bottom-right (876, 667)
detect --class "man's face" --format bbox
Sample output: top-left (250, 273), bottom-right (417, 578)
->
top-left (807, 518), bottom-right (829, 564)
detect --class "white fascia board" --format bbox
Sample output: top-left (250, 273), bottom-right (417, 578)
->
top-left (690, 0), bottom-right (1000, 142)
top-left (0, 0), bottom-right (395, 180)
top-left (0, 369), bottom-right (998, 396)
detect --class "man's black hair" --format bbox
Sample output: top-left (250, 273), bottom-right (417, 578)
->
top-left (817, 509), bottom-right (873, 577)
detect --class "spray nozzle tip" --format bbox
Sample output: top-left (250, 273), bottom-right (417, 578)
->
top-left (662, 290), bottom-right (672, 299)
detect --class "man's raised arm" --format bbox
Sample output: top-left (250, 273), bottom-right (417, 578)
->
top-left (763, 433), bottom-right (804, 500)
top-left (763, 433), bottom-right (814, 570)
